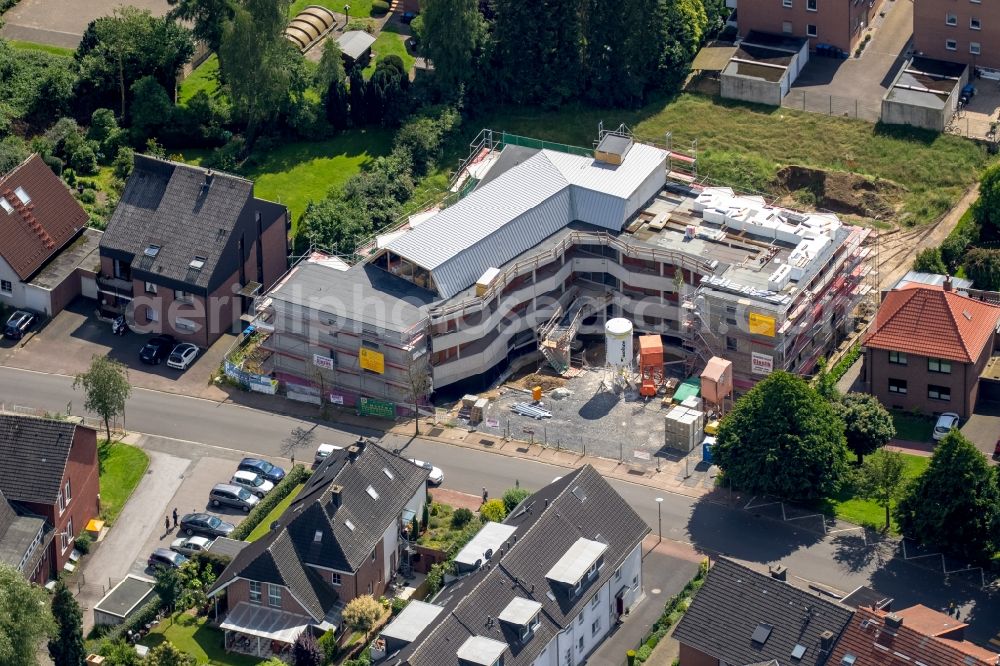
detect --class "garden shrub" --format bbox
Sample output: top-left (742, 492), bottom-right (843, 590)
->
top-left (75, 531), bottom-right (94, 554)
top-left (317, 629), bottom-right (338, 664)
top-left (635, 645), bottom-right (652, 662)
top-left (480, 499), bottom-right (506, 523)
top-left (391, 597), bottom-right (409, 616)
top-left (451, 508), bottom-right (473, 528)
top-left (79, 189), bottom-right (97, 204)
top-left (371, 0), bottom-right (390, 14)
top-left (230, 464), bottom-right (311, 541)
top-left (101, 596), bottom-right (163, 644)
top-left (502, 487), bottom-right (530, 513)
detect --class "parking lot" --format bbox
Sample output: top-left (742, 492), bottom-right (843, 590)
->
top-left (0, 298), bottom-right (232, 399)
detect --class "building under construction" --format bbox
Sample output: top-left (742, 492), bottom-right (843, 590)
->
top-left (249, 128), bottom-right (874, 414)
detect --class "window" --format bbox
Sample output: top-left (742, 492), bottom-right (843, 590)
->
top-left (174, 289), bottom-right (193, 303)
top-left (888, 378), bottom-right (907, 394)
top-left (946, 13), bottom-right (958, 25)
top-left (64, 479), bottom-right (71, 504)
top-left (591, 594), bottom-right (600, 609)
top-left (946, 39), bottom-right (958, 50)
top-left (782, 20), bottom-right (793, 33)
top-left (928, 358), bottom-right (952, 374)
top-left (249, 581), bottom-right (261, 603)
top-left (726, 336), bottom-right (738, 351)
top-left (578, 637), bottom-right (584, 652)
top-left (61, 517), bottom-right (73, 552)
top-left (268, 583), bottom-right (282, 608)
top-left (888, 351), bottom-right (907, 365)
top-left (928, 385), bottom-right (951, 401)
top-left (144, 281), bottom-right (157, 294)
top-left (367, 582), bottom-right (373, 594)
top-left (58, 490), bottom-right (66, 514)
top-left (615, 566), bottom-right (622, 580)
top-left (592, 618), bottom-right (601, 636)
top-left (970, 42), bottom-right (981, 54)
top-left (0, 280), bottom-right (11, 294)
top-left (578, 614), bottom-right (584, 626)
top-left (371, 548), bottom-right (377, 562)
top-left (783, 0), bottom-right (792, 7)
top-left (331, 573), bottom-right (341, 586)
top-left (807, 24), bottom-right (817, 36)
top-left (970, 17), bottom-right (980, 29)
top-left (146, 307), bottom-right (158, 323)
top-left (807, 0), bottom-right (817, 9)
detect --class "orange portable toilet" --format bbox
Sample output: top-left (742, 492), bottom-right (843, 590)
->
top-left (532, 386), bottom-right (543, 402)
top-left (638, 335), bottom-right (664, 397)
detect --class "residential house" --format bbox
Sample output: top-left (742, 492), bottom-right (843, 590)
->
top-left (0, 154), bottom-right (102, 316)
top-left (0, 488), bottom-right (50, 584)
top-left (375, 464), bottom-right (650, 666)
top-left (829, 604), bottom-right (1000, 665)
top-left (0, 414), bottom-right (100, 584)
top-left (672, 558), bottom-right (854, 666)
top-left (209, 439), bottom-right (429, 659)
top-left (738, 0), bottom-right (885, 53)
top-left (862, 281), bottom-right (1000, 418)
top-left (99, 155), bottom-right (289, 348)
top-left (913, 0), bottom-right (1000, 72)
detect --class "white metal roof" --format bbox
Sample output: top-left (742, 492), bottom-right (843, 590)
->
top-left (383, 144), bottom-right (667, 299)
top-left (454, 522), bottom-right (518, 567)
top-left (545, 537), bottom-right (608, 585)
top-left (456, 635), bottom-right (508, 665)
top-left (380, 600), bottom-right (445, 642)
top-left (220, 601), bottom-right (311, 643)
top-left (498, 597), bottom-right (542, 626)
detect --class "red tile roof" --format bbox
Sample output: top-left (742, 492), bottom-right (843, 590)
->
top-left (0, 155), bottom-right (89, 281)
top-left (829, 606), bottom-right (1000, 666)
top-left (896, 604), bottom-right (967, 637)
top-left (863, 284), bottom-right (1000, 364)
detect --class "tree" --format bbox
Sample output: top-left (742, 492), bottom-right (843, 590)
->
top-left (298, 195), bottom-right (372, 255)
top-left (856, 450), bottom-right (906, 531)
top-left (912, 247), bottom-right (948, 275)
top-left (480, 498), bottom-right (506, 522)
top-left (73, 355), bottom-right (131, 442)
top-left (293, 630), bottom-right (322, 666)
top-left (837, 392), bottom-right (895, 465)
top-left (421, 500), bottom-right (429, 531)
top-left (410, 513), bottom-right (420, 539)
top-left (584, 0), bottom-right (663, 106)
top-left (421, 0), bottom-right (486, 93)
top-left (349, 68), bottom-right (367, 127)
top-left (166, 0), bottom-right (235, 53)
top-left (342, 595), bottom-right (382, 639)
top-left (145, 641), bottom-right (195, 666)
top-left (48, 580), bottom-right (86, 666)
top-left (315, 39), bottom-right (347, 95)
top-left (895, 431), bottom-right (1000, 563)
top-left (404, 354), bottom-right (433, 435)
top-left (154, 565), bottom-right (184, 614)
top-left (98, 639), bottom-right (142, 666)
top-left (325, 78), bottom-right (350, 131)
top-left (0, 563), bottom-right (55, 666)
top-left (502, 486), bottom-right (530, 513)
top-left (963, 247), bottom-right (1000, 291)
top-left (713, 371), bottom-right (849, 500)
top-left (660, 0), bottom-right (709, 88)
top-left (129, 76), bottom-right (174, 143)
top-left (974, 160), bottom-right (1000, 230)
top-left (88, 108), bottom-right (127, 160)
top-left (0, 135), bottom-right (29, 175)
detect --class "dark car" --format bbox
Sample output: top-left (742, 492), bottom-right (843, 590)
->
top-left (401, 11), bottom-right (416, 23)
top-left (179, 512), bottom-right (235, 538)
top-left (139, 335), bottom-right (177, 364)
top-left (4, 311), bottom-right (35, 340)
top-left (238, 458), bottom-right (286, 484)
top-left (148, 547), bottom-right (187, 570)
top-left (208, 483), bottom-right (259, 513)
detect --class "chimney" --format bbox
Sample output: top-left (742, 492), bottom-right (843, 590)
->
top-left (355, 436), bottom-right (367, 451)
top-left (329, 484), bottom-right (343, 508)
top-left (944, 276), bottom-right (953, 292)
top-left (347, 445), bottom-right (361, 461)
top-left (204, 169), bottom-right (214, 187)
top-left (819, 630), bottom-right (834, 652)
top-left (884, 614), bottom-right (903, 629)
top-left (769, 564), bottom-right (787, 581)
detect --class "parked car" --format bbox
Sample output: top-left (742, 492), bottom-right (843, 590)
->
top-left (238, 458), bottom-right (286, 484)
top-left (314, 443), bottom-right (343, 465)
top-left (408, 458), bottom-right (444, 485)
top-left (139, 335), bottom-right (177, 364)
top-left (166, 342), bottom-right (200, 370)
top-left (401, 10), bottom-right (416, 23)
top-left (180, 513), bottom-right (235, 538)
top-left (932, 412), bottom-right (960, 441)
top-left (148, 547), bottom-right (187, 570)
top-left (169, 535), bottom-right (214, 557)
top-left (4, 311), bottom-right (35, 340)
top-left (209, 483), bottom-right (260, 512)
top-left (230, 470), bottom-right (274, 498)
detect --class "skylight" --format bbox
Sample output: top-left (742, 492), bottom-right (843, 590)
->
top-left (144, 244), bottom-right (161, 258)
top-left (751, 623), bottom-right (773, 645)
top-left (0, 198), bottom-right (12, 214)
top-left (189, 256), bottom-right (206, 270)
top-left (13, 186), bottom-right (30, 205)
top-left (383, 467), bottom-right (394, 480)
top-left (345, 519), bottom-right (355, 531)
top-left (791, 644), bottom-right (806, 660)
top-left (367, 485), bottom-right (379, 500)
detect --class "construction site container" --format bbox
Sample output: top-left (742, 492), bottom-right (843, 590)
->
top-left (531, 386), bottom-right (543, 401)
top-left (471, 398), bottom-right (488, 424)
top-left (476, 267), bottom-right (501, 296)
top-left (462, 394), bottom-right (478, 408)
top-left (663, 406), bottom-right (705, 453)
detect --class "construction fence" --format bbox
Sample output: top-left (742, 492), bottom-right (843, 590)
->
top-left (781, 89), bottom-right (882, 123)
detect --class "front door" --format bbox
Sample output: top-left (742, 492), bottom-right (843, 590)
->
top-left (615, 589), bottom-right (625, 619)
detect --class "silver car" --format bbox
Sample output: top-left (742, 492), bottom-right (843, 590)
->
top-left (230, 470), bottom-right (275, 498)
top-left (209, 483), bottom-right (259, 512)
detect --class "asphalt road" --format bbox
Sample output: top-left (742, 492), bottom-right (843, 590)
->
top-left (2, 366), bottom-right (998, 644)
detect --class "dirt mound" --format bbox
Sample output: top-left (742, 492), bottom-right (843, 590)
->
top-left (775, 165), bottom-right (905, 219)
top-left (514, 373), bottom-right (566, 392)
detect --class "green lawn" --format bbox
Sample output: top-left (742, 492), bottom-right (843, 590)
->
top-left (245, 483), bottom-right (305, 542)
top-left (451, 93), bottom-right (991, 227)
top-left (288, 0), bottom-right (375, 19)
top-left (8, 40), bottom-right (74, 57)
top-left (143, 613), bottom-right (262, 665)
top-left (821, 453), bottom-right (931, 532)
top-left (363, 32), bottom-right (415, 77)
top-left (417, 502), bottom-right (481, 554)
top-left (178, 54), bottom-right (223, 106)
top-left (98, 441), bottom-right (150, 525)
top-left (891, 411), bottom-right (935, 443)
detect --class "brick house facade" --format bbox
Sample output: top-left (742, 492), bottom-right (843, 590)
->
top-left (738, 0), bottom-right (885, 53)
top-left (913, 0), bottom-right (1000, 71)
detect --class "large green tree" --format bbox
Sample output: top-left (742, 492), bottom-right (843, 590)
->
top-left (299, 196), bottom-right (372, 255)
top-left (963, 247), bottom-right (1000, 291)
top-left (837, 392), bottom-right (895, 465)
top-left (49, 580), bottom-right (86, 666)
top-left (912, 247), bottom-right (948, 275)
top-left (660, 0), bottom-right (709, 87)
top-left (166, 0), bottom-right (235, 52)
top-left (584, 0), bottom-right (663, 106)
top-left (895, 431), bottom-right (1000, 562)
top-left (974, 161), bottom-right (1000, 230)
top-left (73, 355), bottom-right (131, 443)
top-left (421, 0), bottom-right (486, 94)
top-left (0, 563), bottom-right (55, 666)
top-left (129, 76), bottom-right (175, 143)
top-left (145, 641), bottom-right (195, 666)
top-left (856, 449), bottom-right (906, 531)
top-left (714, 371), bottom-right (849, 500)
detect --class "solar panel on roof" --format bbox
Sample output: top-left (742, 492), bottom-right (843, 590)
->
top-left (751, 623), bottom-right (773, 645)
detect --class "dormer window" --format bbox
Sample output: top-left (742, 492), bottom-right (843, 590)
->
top-left (546, 537), bottom-right (608, 597)
top-left (520, 613), bottom-right (541, 641)
top-left (144, 244), bottom-right (161, 258)
top-left (498, 597), bottom-right (543, 643)
top-left (189, 256), bottom-right (206, 270)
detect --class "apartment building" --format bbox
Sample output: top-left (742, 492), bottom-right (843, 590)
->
top-left (738, 0), bottom-right (885, 53)
top-left (249, 131), bottom-right (869, 410)
top-left (913, 0), bottom-right (1000, 71)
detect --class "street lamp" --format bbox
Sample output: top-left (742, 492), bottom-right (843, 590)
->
top-left (655, 497), bottom-right (663, 545)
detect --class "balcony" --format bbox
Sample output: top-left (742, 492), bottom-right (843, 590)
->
top-left (96, 274), bottom-right (134, 298)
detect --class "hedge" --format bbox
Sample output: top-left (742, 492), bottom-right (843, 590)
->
top-left (230, 464), bottom-right (311, 541)
top-left (100, 595), bottom-right (163, 644)
top-left (371, 0), bottom-right (389, 14)
top-left (632, 559), bottom-right (709, 663)
top-left (827, 343), bottom-right (861, 385)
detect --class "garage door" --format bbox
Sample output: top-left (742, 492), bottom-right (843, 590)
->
top-left (81, 275), bottom-right (98, 300)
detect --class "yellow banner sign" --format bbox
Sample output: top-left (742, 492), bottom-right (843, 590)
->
top-left (359, 347), bottom-right (385, 374)
top-left (748, 312), bottom-right (776, 337)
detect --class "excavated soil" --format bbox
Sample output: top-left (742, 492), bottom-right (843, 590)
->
top-left (515, 372), bottom-right (566, 392)
top-left (775, 165), bottom-right (905, 220)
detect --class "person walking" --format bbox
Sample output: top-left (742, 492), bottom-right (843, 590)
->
top-left (164, 515), bottom-right (171, 535)
top-left (172, 508), bottom-right (178, 529)
top-left (482, 487), bottom-right (488, 504)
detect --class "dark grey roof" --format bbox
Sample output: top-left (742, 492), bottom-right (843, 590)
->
top-left (0, 489), bottom-right (48, 573)
top-left (672, 558), bottom-right (854, 666)
top-left (0, 414), bottom-right (78, 505)
top-left (839, 585), bottom-right (892, 611)
top-left (94, 576), bottom-right (156, 619)
top-left (211, 442), bottom-right (428, 614)
top-left (397, 465), bottom-right (650, 666)
top-left (101, 155), bottom-right (252, 290)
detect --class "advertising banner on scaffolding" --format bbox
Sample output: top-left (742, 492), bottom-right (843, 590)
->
top-left (751, 352), bottom-right (774, 375)
top-left (748, 312), bottom-right (776, 337)
top-left (359, 397), bottom-right (395, 419)
top-left (313, 354), bottom-right (334, 370)
top-left (359, 348), bottom-right (385, 374)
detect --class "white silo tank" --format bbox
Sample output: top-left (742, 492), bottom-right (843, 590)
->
top-left (605, 318), bottom-right (634, 369)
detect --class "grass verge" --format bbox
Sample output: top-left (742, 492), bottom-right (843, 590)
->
top-left (98, 441), bottom-right (150, 525)
top-left (820, 452), bottom-right (930, 532)
top-left (246, 483), bottom-right (304, 542)
top-left (8, 40), bottom-right (74, 57)
top-left (363, 32), bottom-right (415, 77)
top-left (143, 612), bottom-right (262, 665)
top-left (288, 0), bottom-right (374, 18)
top-left (178, 54), bottom-right (223, 106)
top-left (891, 411), bottom-right (935, 443)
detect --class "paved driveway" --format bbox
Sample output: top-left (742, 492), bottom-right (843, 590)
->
top-left (0, 0), bottom-right (169, 48)
top-left (783, 0), bottom-right (913, 121)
